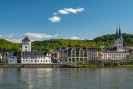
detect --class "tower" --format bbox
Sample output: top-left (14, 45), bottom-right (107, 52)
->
top-left (114, 26), bottom-right (123, 52)
top-left (22, 36), bottom-right (31, 52)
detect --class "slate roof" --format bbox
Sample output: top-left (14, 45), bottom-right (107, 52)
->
top-left (21, 51), bottom-right (51, 57)
top-left (22, 36), bottom-right (30, 42)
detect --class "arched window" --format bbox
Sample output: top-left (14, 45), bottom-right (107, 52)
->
top-left (71, 49), bottom-right (76, 57)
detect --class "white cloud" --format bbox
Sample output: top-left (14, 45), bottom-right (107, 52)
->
top-left (8, 33), bottom-right (15, 38)
top-left (0, 33), bottom-right (59, 43)
top-left (58, 8), bottom-right (85, 14)
top-left (71, 36), bottom-right (80, 40)
top-left (48, 16), bottom-right (61, 22)
top-left (24, 33), bottom-right (58, 39)
top-left (49, 7), bottom-right (84, 22)
top-left (58, 10), bottom-right (69, 15)
top-left (6, 39), bottom-right (22, 43)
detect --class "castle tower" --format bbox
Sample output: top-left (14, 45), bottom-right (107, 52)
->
top-left (22, 36), bottom-right (31, 52)
top-left (114, 26), bottom-right (123, 52)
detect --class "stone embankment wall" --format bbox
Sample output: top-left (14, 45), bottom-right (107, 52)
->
top-left (0, 64), bottom-right (63, 68)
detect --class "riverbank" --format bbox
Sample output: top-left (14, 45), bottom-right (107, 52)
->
top-left (0, 64), bottom-right (63, 68)
top-left (1, 59), bottom-right (133, 68)
top-left (79, 64), bottom-right (133, 68)
top-left (1, 64), bottom-right (133, 68)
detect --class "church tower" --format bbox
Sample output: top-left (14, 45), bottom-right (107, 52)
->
top-left (114, 26), bottom-right (123, 52)
top-left (22, 36), bottom-right (31, 52)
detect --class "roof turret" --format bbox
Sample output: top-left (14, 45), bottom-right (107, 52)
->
top-left (22, 36), bottom-right (30, 42)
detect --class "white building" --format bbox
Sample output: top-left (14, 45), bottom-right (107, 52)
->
top-left (99, 51), bottom-right (129, 60)
top-left (21, 37), bottom-right (52, 64)
top-left (21, 52), bottom-right (51, 64)
top-left (99, 27), bottom-right (130, 60)
top-left (8, 52), bottom-right (18, 64)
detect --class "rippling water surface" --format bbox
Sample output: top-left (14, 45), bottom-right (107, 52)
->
top-left (0, 68), bottom-right (133, 89)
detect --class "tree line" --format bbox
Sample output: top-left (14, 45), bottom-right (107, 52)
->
top-left (0, 33), bottom-right (133, 52)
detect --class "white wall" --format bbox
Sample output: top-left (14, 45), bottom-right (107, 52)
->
top-left (8, 56), bottom-right (18, 64)
top-left (22, 42), bottom-right (31, 52)
top-left (21, 56), bottom-right (52, 64)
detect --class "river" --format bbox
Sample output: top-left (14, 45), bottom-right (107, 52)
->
top-left (0, 68), bottom-right (133, 89)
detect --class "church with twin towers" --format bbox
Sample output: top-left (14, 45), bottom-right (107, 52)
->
top-left (114, 26), bottom-right (124, 52)
top-left (99, 26), bottom-right (129, 60)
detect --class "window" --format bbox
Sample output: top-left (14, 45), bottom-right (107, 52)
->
top-left (31, 60), bottom-right (33, 62)
top-left (25, 46), bottom-right (27, 48)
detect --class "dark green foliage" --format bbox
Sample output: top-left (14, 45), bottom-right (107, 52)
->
top-left (0, 39), bottom-right (21, 52)
top-left (31, 39), bottom-right (103, 52)
top-left (93, 33), bottom-right (133, 46)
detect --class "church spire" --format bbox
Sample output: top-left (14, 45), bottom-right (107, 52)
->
top-left (119, 25), bottom-right (122, 38)
top-left (115, 28), bottom-right (118, 39)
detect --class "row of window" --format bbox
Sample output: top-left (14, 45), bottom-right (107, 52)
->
top-left (10, 57), bottom-right (15, 59)
top-left (103, 57), bottom-right (126, 59)
top-left (22, 57), bottom-right (51, 59)
top-left (9, 60), bottom-right (15, 62)
top-left (22, 60), bottom-right (51, 63)
top-left (104, 54), bottom-right (126, 56)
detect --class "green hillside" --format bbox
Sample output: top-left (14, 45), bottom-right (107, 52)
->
top-left (93, 33), bottom-right (133, 46)
top-left (0, 39), bottom-right (21, 52)
top-left (0, 33), bottom-right (133, 52)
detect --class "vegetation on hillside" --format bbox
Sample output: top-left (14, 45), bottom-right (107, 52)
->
top-left (0, 39), bottom-right (21, 52)
top-left (93, 33), bottom-right (133, 46)
top-left (0, 33), bottom-right (133, 52)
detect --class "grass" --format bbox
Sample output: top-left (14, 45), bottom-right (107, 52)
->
top-left (79, 64), bottom-right (98, 68)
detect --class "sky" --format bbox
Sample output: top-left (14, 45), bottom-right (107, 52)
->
top-left (0, 0), bottom-right (133, 43)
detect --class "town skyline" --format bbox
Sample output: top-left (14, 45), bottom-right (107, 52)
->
top-left (0, 0), bottom-right (133, 43)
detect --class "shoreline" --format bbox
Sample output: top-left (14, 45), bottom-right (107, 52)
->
top-left (1, 64), bottom-right (133, 68)
top-left (0, 64), bottom-right (64, 68)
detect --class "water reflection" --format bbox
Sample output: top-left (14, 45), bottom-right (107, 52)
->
top-left (0, 68), bottom-right (133, 89)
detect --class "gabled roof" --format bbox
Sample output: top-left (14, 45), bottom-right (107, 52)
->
top-left (22, 36), bottom-right (30, 42)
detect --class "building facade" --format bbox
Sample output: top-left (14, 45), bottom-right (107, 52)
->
top-left (8, 52), bottom-right (18, 64)
top-left (66, 47), bottom-right (88, 64)
top-left (88, 48), bottom-right (99, 60)
top-left (21, 52), bottom-right (51, 64)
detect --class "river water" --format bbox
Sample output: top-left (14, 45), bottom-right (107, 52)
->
top-left (0, 68), bottom-right (133, 89)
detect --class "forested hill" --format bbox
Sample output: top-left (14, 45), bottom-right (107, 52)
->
top-left (93, 33), bottom-right (133, 46)
top-left (0, 39), bottom-right (21, 52)
top-left (0, 33), bottom-right (133, 52)
top-left (31, 39), bottom-right (111, 52)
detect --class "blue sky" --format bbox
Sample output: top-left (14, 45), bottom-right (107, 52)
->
top-left (0, 0), bottom-right (133, 42)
